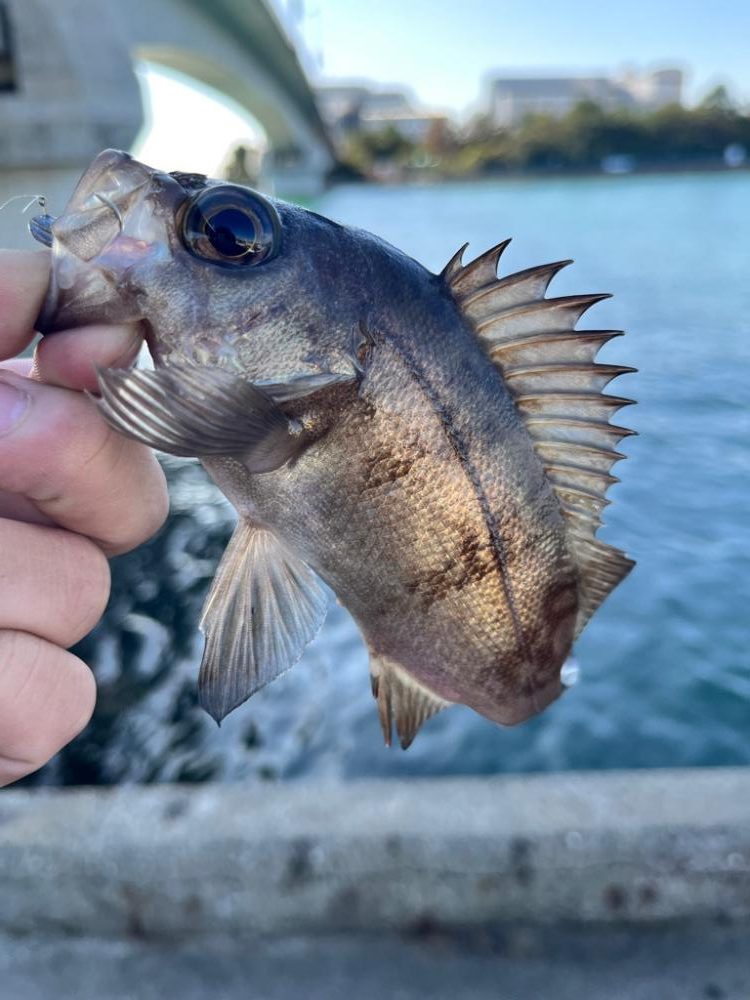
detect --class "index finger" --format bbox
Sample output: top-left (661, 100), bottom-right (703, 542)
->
top-left (0, 250), bottom-right (50, 358)
top-left (0, 370), bottom-right (169, 554)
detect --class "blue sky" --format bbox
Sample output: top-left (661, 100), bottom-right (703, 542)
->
top-left (295, 0), bottom-right (749, 112)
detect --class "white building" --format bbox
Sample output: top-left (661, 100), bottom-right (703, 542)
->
top-left (618, 68), bottom-right (683, 108)
top-left (317, 83), bottom-right (448, 145)
top-left (358, 110), bottom-right (448, 145)
top-left (487, 68), bottom-right (684, 128)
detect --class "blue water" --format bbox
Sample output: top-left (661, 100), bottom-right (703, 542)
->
top-left (37, 171), bottom-right (750, 786)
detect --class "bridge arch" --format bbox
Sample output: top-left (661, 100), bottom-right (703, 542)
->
top-left (115, 0), bottom-right (334, 193)
top-left (0, 0), bottom-right (332, 248)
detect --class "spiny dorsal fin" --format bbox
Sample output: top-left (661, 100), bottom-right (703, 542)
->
top-left (445, 239), bottom-right (512, 295)
top-left (444, 242), bottom-right (635, 632)
top-left (462, 259), bottom-right (573, 316)
top-left (370, 654), bottom-right (449, 749)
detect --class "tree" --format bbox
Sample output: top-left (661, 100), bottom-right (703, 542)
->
top-left (700, 84), bottom-right (736, 113)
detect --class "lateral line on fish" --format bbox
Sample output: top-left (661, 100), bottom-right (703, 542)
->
top-left (368, 325), bottom-right (537, 703)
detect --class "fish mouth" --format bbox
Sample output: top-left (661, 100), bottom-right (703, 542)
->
top-left (33, 149), bottom-right (172, 334)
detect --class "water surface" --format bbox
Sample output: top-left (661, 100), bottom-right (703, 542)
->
top-left (38, 171), bottom-right (750, 785)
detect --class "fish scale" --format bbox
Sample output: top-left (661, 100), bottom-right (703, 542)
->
top-left (32, 148), bottom-right (634, 749)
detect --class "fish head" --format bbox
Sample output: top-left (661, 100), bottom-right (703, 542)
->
top-left (36, 149), bottom-right (178, 334)
top-left (35, 149), bottom-right (360, 377)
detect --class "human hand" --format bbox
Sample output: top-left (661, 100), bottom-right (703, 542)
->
top-left (0, 249), bottom-right (169, 786)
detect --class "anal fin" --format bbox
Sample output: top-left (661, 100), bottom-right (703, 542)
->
top-left (370, 654), bottom-right (449, 749)
top-left (199, 520), bottom-right (328, 723)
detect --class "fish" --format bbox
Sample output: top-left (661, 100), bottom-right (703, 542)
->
top-left (31, 148), bottom-right (635, 749)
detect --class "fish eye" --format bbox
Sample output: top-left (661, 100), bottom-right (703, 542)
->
top-left (181, 185), bottom-right (281, 268)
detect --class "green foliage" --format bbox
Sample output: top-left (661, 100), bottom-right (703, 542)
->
top-left (337, 98), bottom-right (750, 179)
top-left (342, 125), bottom-right (416, 172)
top-left (701, 85), bottom-right (735, 112)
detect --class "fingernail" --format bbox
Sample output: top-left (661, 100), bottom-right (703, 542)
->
top-left (0, 378), bottom-right (30, 436)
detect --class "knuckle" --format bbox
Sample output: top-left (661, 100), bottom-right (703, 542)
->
top-left (63, 662), bottom-right (97, 742)
top-left (58, 534), bottom-right (111, 639)
top-left (58, 411), bottom-right (115, 492)
top-left (79, 418), bottom-right (122, 476)
top-left (0, 626), bottom-right (33, 667)
top-left (0, 632), bottom-right (55, 768)
top-left (141, 465), bottom-right (170, 541)
top-left (0, 632), bottom-right (96, 773)
top-left (5, 383), bottom-right (169, 555)
top-left (82, 431), bottom-right (168, 552)
top-left (0, 522), bottom-right (109, 647)
top-left (107, 453), bottom-right (170, 554)
top-left (21, 402), bottom-right (111, 503)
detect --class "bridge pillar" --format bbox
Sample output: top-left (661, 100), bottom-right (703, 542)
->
top-left (0, 0), bottom-right (143, 249)
top-left (264, 145), bottom-right (333, 198)
top-left (0, 0), bottom-right (334, 250)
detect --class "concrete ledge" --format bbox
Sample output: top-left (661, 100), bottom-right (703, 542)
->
top-left (3, 925), bottom-right (750, 1000)
top-left (1, 769), bottom-right (749, 938)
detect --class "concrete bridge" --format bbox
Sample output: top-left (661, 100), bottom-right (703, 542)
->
top-left (0, 0), bottom-right (334, 248)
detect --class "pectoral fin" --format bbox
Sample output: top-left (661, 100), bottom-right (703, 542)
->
top-left (199, 520), bottom-right (328, 724)
top-left (95, 364), bottom-right (302, 469)
top-left (258, 367), bottom-right (357, 404)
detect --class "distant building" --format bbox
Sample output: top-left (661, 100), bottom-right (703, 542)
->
top-left (487, 68), bottom-right (684, 128)
top-left (317, 83), bottom-right (448, 146)
top-left (358, 89), bottom-right (413, 117)
top-left (358, 110), bottom-right (449, 145)
top-left (315, 84), bottom-right (370, 137)
top-left (618, 68), bottom-right (683, 108)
